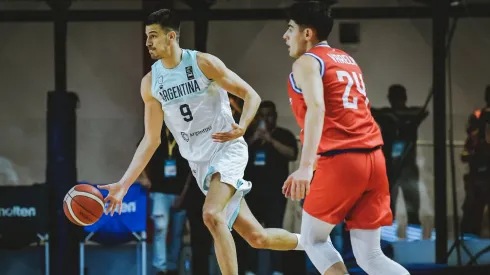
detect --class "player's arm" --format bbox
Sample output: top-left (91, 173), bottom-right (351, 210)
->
top-left (119, 72), bottom-right (164, 189)
top-left (292, 55), bottom-right (325, 169)
top-left (197, 52), bottom-right (261, 140)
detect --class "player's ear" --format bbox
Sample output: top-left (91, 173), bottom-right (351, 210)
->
top-left (167, 30), bottom-right (177, 41)
top-left (304, 27), bottom-right (314, 41)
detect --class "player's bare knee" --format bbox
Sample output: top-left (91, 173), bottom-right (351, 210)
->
top-left (202, 208), bottom-right (224, 231)
top-left (244, 230), bottom-right (268, 249)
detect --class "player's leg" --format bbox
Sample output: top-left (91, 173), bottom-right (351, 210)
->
top-left (301, 211), bottom-right (347, 275)
top-left (264, 195), bottom-right (288, 274)
top-left (350, 229), bottom-right (409, 275)
top-left (346, 149), bottom-right (409, 275)
top-left (232, 198), bottom-right (302, 251)
top-left (202, 172), bottom-right (239, 275)
top-left (301, 154), bottom-right (370, 275)
top-left (241, 193), bottom-right (266, 274)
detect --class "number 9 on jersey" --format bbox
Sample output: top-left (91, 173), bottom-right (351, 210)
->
top-left (179, 104), bottom-right (194, 122)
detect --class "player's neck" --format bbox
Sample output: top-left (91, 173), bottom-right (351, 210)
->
top-left (306, 40), bottom-right (329, 52)
top-left (161, 46), bottom-right (183, 69)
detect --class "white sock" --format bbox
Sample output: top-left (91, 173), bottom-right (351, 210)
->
top-left (294, 233), bottom-right (304, 250)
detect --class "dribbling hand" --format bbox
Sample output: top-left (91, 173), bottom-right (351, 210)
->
top-left (98, 182), bottom-right (128, 216)
top-left (212, 123), bottom-right (245, 143)
top-left (283, 166), bottom-right (313, 201)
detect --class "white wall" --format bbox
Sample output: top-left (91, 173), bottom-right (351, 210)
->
top-left (1, 0), bottom-right (489, 198)
top-left (0, 22), bottom-right (53, 184)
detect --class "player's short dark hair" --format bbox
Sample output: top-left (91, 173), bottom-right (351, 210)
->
top-left (286, 1), bottom-right (334, 41)
top-left (145, 9), bottom-right (181, 38)
top-left (388, 84), bottom-right (407, 102)
top-left (259, 100), bottom-right (277, 114)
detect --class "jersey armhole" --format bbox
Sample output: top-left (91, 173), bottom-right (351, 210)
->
top-left (192, 51), bottom-right (213, 82)
top-left (149, 63), bottom-right (158, 96)
top-left (304, 52), bottom-right (325, 78)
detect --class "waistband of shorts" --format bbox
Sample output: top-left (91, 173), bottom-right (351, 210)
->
top-left (319, 146), bottom-right (382, 157)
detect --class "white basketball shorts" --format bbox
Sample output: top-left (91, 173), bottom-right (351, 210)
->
top-left (188, 138), bottom-right (252, 230)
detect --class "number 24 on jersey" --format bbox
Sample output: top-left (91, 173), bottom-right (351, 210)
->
top-left (336, 70), bottom-right (369, 109)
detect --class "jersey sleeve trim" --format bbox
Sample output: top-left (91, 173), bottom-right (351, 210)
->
top-left (288, 73), bottom-right (302, 94)
top-left (150, 63), bottom-right (158, 97)
top-left (191, 50), bottom-right (213, 81)
top-left (304, 52), bottom-right (325, 77)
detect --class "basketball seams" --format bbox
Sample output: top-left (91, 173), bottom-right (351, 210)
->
top-left (66, 191), bottom-right (103, 218)
top-left (68, 193), bottom-right (101, 218)
top-left (64, 186), bottom-right (105, 226)
top-left (64, 195), bottom-right (91, 226)
top-left (70, 188), bottom-right (105, 209)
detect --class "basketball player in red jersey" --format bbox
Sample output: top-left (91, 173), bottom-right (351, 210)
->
top-left (282, 2), bottom-right (410, 275)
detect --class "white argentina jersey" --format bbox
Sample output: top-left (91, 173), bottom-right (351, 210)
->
top-left (151, 49), bottom-right (242, 163)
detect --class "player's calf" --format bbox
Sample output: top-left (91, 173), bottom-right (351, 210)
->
top-left (240, 229), bottom-right (268, 249)
top-left (351, 229), bottom-right (410, 275)
top-left (233, 199), bottom-right (303, 251)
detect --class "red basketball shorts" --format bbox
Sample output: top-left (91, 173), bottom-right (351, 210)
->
top-left (303, 148), bottom-right (393, 230)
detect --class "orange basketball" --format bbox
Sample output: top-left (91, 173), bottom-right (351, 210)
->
top-left (63, 184), bottom-right (105, 226)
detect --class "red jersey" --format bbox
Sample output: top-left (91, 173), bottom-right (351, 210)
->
top-left (288, 44), bottom-right (383, 154)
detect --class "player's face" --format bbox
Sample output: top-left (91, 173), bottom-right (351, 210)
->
top-left (283, 20), bottom-right (308, 58)
top-left (145, 24), bottom-right (174, 60)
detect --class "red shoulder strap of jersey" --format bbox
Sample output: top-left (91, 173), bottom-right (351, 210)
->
top-left (303, 45), bottom-right (329, 77)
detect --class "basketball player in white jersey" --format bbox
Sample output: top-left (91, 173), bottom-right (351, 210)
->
top-left (99, 9), bottom-right (303, 275)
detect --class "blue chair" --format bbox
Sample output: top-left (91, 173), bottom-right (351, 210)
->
top-left (79, 182), bottom-right (148, 275)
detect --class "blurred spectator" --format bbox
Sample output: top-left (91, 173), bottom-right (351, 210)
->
top-left (0, 156), bottom-right (20, 186)
top-left (460, 86), bottom-right (490, 237)
top-left (0, 156), bottom-right (34, 186)
top-left (242, 100), bottom-right (298, 275)
top-left (229, 94), bottom-right (244, 123)
top-left (372, 84), bottom-right (429, 239)
top-left (142, 124), bottom-right (190, 275)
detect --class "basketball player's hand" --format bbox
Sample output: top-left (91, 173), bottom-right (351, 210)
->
top-left (212, 123), bottom-right (245, 142)
top-left (98, 182), bottom-right (128, 216)
top-left (283, 166), bottom-right (313, 201)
